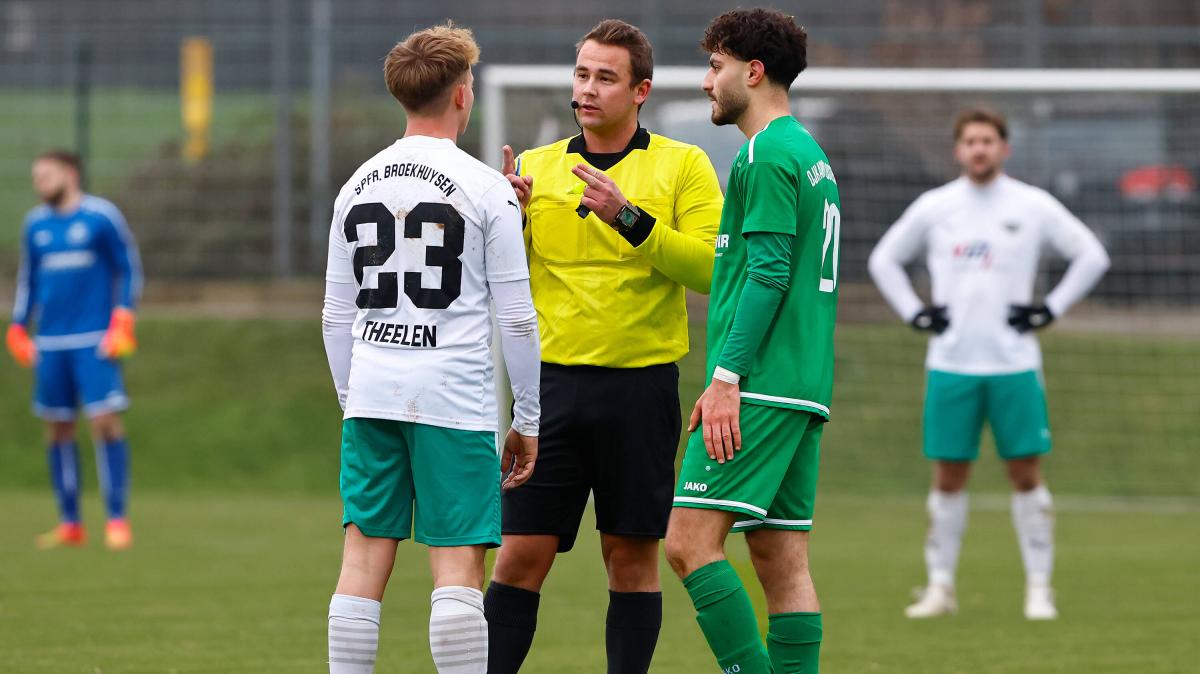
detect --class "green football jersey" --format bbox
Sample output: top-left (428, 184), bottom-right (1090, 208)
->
top-left (707, 116), bottom-right (840, 418)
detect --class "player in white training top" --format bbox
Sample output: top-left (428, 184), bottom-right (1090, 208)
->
top-left (869, 108), bottom-right (1109, 621)
top-left (320, 25), bottom-right (540, 673)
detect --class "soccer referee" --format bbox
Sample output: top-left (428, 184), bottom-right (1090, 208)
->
top-left (484, 19), bottom-right (723, 674)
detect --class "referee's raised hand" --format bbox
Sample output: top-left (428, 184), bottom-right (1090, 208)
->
top-left (571, 163), bottom-right (628, 225)
top-left (501, 144), bottom-right (533, 211)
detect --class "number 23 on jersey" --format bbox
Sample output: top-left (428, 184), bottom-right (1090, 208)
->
top-left (343, 201), bottom-right (465, 310)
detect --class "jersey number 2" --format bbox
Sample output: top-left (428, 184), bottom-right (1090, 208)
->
top-left (343, 201), bottom-right (465, 310)
top-left (819, 200), bottom-right (841, 293)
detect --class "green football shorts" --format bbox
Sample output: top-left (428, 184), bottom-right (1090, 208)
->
top-left (674, 405), bottom-right (823, 531)
top-left (340, 417), bottom-right (501, 547)
top-left (923, 369), bottom-right (1052, 462)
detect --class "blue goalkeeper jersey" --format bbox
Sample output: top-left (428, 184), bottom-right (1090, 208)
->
top-left (12, 195), bottom-right (142, 349)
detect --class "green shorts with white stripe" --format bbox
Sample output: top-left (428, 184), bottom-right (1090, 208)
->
top-left (674, 404), bottom-right (823, 532)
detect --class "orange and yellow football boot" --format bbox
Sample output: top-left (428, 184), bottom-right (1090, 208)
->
top-left (105, 518), bottom-right (133, 550)
top-left (35, 522), bottom-right (86, 549)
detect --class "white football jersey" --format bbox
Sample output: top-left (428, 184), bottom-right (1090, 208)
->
top-left (326, 136), bottom-right (528, 431)
top-left (871, 174), bottom-right (1106, 375)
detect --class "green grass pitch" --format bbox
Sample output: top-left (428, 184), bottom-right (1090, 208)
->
top-left (1, 318), bottom-right (1198, 672)
top-left (1, 492), bottom-right (1196, 672)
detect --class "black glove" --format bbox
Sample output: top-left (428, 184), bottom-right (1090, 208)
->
top-left (1008, 304), bottom-right (1054, 333)
top-left (910, 305), bottom-right (949, 334)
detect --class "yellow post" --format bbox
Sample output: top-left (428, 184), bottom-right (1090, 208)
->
top-left (181, 37), bottom-right (213, 163)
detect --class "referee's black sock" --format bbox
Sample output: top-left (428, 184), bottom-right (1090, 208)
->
top-left (484, 581), bottom-right (540, 674)
top-left (606, 590), bottom-right (663, 674)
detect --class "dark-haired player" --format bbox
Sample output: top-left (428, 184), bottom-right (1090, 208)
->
top-left (8, 150), bottom-right (142, 550)
top-left (665, 9), bottom-right (836, 674)
top-left (868, 108), bottom-right (1110, 621)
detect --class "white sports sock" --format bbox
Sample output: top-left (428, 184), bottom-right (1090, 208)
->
top-left (429, 586), bottom-right (488, 673)
top-left (1012, 484), bottom-right (1055, 587)
top-left (925, 490), bottom-right (969, 588)
top-left (329, 594), bottom-right (381, 673)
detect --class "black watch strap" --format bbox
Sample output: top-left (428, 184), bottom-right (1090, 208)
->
top-left (617, 206), bottom-right (656, 247)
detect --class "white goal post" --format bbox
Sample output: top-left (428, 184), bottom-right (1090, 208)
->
top-left (482, 66), bottom-right (1200, 169)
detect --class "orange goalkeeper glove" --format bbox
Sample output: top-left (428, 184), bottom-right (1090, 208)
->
top-left (6, 324), bottom-right (37, 368)
top-left (98, 307), bottom-right (137, 360)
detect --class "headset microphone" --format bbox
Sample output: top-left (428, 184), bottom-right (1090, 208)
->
top-left (569, 100), bottom-right (585, 132)
top-left (570, 100), bottom-right (590, 218)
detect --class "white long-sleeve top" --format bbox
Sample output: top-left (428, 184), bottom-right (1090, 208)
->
top-left (868, 174), bottom-right (1110, 375)
top-left (322, 136), bottom-right (540, 435)
top-left (323, 278), bottom-right (540, 435)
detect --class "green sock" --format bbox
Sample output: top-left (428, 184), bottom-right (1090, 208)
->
top-left (767, 612), bottom-right (822, 674)
top-left (683, 560), bottom-right (773, 674)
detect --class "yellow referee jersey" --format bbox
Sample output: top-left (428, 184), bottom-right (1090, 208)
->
top-left (516, 128), bottom-right (722, 368)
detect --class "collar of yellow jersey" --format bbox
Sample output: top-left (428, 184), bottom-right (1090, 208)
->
top-left (566, 126), bottom-right (652, 171)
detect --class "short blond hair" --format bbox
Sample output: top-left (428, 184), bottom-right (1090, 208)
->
top-left (384, 23), bottom-right (480, 114)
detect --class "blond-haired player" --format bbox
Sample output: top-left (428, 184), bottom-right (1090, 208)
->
top-left (321, 24), bottom-right (540, 673)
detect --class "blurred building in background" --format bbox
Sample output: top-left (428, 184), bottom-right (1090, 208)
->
top-left (1, 0), bottom-right (1197, 289)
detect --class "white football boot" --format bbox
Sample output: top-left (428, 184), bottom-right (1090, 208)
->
top-left (1024, 584), bottom-right (1058, 620)
top-left (904, 584), bottom-right (957, 618)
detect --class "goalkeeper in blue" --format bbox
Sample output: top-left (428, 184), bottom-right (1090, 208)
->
top-left (7, 150), bottom-right (142, 551)
top-left (868, 109), bottom-right (1110, 621)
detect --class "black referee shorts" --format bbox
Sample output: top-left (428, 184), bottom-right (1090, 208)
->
top-left (502, 362), bottom-right (682, 552)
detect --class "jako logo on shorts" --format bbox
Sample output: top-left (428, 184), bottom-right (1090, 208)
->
top-left (684, 481), bottom-right (708, 493)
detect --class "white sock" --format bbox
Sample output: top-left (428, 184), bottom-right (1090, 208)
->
top-left (329, 594), bottom-right (381, 673)
top-left (429, 586), bottom-right (488, 673)
top-left (925, 490), bottom-right (968, 589)
top-left (1012, 484), bottom-right (1055, 587)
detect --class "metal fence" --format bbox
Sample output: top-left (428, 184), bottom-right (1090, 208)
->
top-left (1, 0), bottom-right (1199, 279)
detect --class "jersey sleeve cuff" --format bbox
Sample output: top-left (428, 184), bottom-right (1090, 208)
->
top-left (712, 366), bottom-right (742, 385)
top-left (511, 420), bottom-right (538, 437)
top-left (1043, 295), bottom-right (1066, 319)
top-left (901, 299), bottom-right (925, 323)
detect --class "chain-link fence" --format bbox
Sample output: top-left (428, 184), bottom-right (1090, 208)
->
top-left (2, 0), bottom-right (1199, 279)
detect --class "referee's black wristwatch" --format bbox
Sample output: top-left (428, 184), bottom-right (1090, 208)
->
top-left (612, 202), bottom-right (641, 232)
top-left (610, 202), bottom-right (657, 247)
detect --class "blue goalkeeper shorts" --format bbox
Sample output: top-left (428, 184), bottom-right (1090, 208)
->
top-left (34, 346), bottom-right (129, 421)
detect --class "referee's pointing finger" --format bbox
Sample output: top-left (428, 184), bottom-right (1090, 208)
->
top-left (570, 164), bottom-right (594, 185)
top-left (571, 163), bottom-right (607, 186)
top-left (502, 144), bottom-right (516, 176)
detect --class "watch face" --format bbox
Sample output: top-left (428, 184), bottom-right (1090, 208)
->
top-left (617, 205), bottom-right (637, 229)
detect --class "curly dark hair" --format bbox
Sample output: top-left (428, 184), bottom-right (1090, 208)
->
top-left (700, 8), bottom-right (807, 89)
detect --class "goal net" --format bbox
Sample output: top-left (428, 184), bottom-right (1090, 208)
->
top-left (484, 66), bottom-right (1200, 496)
